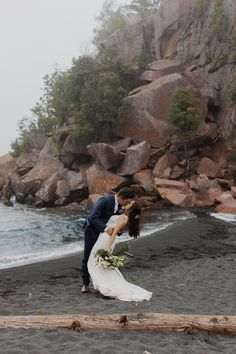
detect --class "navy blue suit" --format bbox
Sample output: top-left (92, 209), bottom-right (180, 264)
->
top-left (80, 195), bottom-right (121, 286)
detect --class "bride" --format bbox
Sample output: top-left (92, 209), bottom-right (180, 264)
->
top-left (88, 201), bottom-right (152, 301)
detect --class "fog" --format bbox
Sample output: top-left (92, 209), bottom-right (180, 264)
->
top-left (0, 0), bottom-right (127, 156)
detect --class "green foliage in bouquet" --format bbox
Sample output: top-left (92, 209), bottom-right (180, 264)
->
top-left (96, 244), bottom-right (130, 269)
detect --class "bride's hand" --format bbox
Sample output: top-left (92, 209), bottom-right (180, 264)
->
top-left (106, 227), bottom-right (114, 236)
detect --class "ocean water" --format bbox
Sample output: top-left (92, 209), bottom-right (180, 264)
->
top-left (0, 203), bottom-right (195, 270)
top-left (210, 212), bottom-right (236, 223)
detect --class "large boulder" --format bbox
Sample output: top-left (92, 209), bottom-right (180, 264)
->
top-left (35, 172), bottom-right (62, 203)
top-left (189, 174), bottom-right (222, 207)
top-left (39, 137), bottom-right (61, 160)
top-left (116, 73), bottom-right (207, 148)
top-left (55, 180), bottom-right (70, 199)
top-left (198, 157), bottom-right (220, 178)
top-left (194, 187), bottom-right (223, 208)
top-left (117, 141), bottom-right (151, 176)
top-left (15, 152), bottom-right (39, 176)
top-left (189, 174), bottom-right (220, 192)
top-left (133, 169), bottom-right (155, 194)
top-left (78, 163), bottom-right (92, 182)
top-left (148, 147), bottom-right (167, 168)
top-left (66, 170), bottom-right (88, 200)
top-left (67, 170), bottom-right (84, 190)
top-left (34, 168), bottom-right (88, 204)
top-left (216, 199), bottom-right (236, 214)
top-left (100, 13), bottom-right (147, 63)
top-left (153, 152), bottom-right (177, 178)
top-left (208, 187), bottom-right (224, 201)
top-left (0, 156), bottom-right (16, 174)
top-left (215, 191), bottom-right (234, 204)
top-left (1, 183), bottom-right (13, 201)
top-left (9, 170), bottom-right (21, 195)
top-left (63, 135), bottom-right (88, 155)
top-left (86, 163), bottom-right (126, 194)
top-left (154, 177), bottom-right (193, 207)
top-left (87, 143), bottom-right (122, 169)
top-left (155, 178), bottom-right (187, 190)
top-left (17, 156), bottom-right (65, 196)
top-left (170, 165), bottom-right (185, 179)
top-left (39, 135), bottom-right (89, 169)
top-left (0, 156), bottom-right (17, 190)
top-left (140, 59), bottom-right (184, 82)
top-left (110, 137), bottom-right (131, 152)
top-left (157, 188), bottom-right (193, 207)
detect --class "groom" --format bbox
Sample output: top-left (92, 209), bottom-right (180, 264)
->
top-left (80, 187), bottom-right (135, 293)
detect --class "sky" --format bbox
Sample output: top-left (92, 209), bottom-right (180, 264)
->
top-left (0, 0), bottom-right (128, 156)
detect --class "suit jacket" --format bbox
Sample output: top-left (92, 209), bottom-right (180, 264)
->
top-left (85, 195), bottom-right (121, 236)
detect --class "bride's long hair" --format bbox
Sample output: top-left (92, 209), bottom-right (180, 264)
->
top-left (126, 201), bottom-right (141, 238)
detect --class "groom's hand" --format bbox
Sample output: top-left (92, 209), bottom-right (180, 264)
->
top-left (106, 227), bottom-right (114, 236)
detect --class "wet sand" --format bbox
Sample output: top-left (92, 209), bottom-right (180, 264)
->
top-left (0, 213), bottom-right (236, 353)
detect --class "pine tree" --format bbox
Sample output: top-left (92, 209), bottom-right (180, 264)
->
top-left (169, 87), bottom-right (201, 175)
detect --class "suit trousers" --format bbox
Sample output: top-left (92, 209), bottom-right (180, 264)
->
top-left (80, 225), bottom-right (99, 286)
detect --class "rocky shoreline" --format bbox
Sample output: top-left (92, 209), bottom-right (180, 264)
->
top-left (0, 126), bottom-right (236, 215)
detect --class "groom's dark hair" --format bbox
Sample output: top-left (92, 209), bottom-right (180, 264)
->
top-left (117, 187), bottom-right (135, 199)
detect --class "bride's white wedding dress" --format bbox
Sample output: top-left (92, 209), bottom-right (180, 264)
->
top-left (88, 215), bottom-right (152, 301)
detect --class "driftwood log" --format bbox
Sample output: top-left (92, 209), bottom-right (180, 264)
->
top-left (0, 313), bottom-right (236, 334)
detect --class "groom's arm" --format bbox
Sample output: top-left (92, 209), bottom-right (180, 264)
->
top-left (88, 197), bottom-right (109, 233)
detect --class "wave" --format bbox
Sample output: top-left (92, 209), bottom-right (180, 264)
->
top-left (0, 224), bottom-right (171, 270)
top-left (0, 242), bottom-right (84, 270)
top-left (210, 212), bottom-right (236, 223)
top-left (0, 206), bottom-right (196, 270)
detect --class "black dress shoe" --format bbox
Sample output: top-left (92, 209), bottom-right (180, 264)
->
top-left (81, 285), bottom-right (90, 293)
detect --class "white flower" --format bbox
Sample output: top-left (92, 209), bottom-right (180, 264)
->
top-left (95, 248), bottom-right (128, 269)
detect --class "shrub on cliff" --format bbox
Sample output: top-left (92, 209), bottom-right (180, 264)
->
top-left (169, 87), bottom-right (201, 175)
top-left (73, 57), bottom-right (128, 144)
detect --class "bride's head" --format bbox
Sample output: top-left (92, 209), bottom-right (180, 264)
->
top-left (125, 201), bottom-right (141, 238)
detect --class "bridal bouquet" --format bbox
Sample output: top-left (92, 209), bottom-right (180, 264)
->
top-left (95, 245), bottom-right (129, 269)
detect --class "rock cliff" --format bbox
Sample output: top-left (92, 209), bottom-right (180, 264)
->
top-left (1, 0), bottom-right (236, 213)
top-left (103, 0), bottom-right (236, 142)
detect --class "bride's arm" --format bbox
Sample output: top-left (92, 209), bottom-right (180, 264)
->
top-left (107, 215), bottom-right (128, 251)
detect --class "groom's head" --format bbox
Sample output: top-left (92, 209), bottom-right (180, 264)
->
top-left (117, 187), bottom-right (135, 206)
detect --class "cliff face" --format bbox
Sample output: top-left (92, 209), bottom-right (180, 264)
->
top-left (103, 0), bottom-right (236, 144)
top-left (102, 0), bottom-right (195, 62)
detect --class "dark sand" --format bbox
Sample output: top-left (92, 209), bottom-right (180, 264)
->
top-left (0, 213), bottom-right (236, 353)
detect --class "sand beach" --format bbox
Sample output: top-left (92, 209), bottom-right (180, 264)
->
top-left (0, 213), bottom-right (236, 353)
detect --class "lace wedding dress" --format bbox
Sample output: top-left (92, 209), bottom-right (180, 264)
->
top-left (88, 215), bottom-right (152, 301)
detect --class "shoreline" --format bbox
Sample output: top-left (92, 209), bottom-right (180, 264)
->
top-left (0, 212), bottom-right (191, 271)
top-left (0, 214), bottom-right (236, 353)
